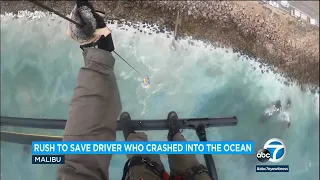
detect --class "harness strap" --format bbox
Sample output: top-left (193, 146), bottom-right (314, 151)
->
top-left (80, 42), bottom-right (99, 50)
top-left (122, 156), bottom-right (169, 180)
top-left (176, 164), bottom-right (209, 180)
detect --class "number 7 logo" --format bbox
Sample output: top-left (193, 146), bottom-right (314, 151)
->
top-left (264, 138), bottom-right (286, 163)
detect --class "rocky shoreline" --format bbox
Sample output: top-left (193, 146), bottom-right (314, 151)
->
top-left (1, 1), bottom-right (319, 91)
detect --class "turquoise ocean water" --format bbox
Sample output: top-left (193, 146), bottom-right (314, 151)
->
top-left (0, 11), bottom-right (319, 180)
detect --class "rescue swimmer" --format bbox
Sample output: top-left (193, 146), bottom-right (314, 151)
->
top-left (260, 98), bottom-right (291, 129)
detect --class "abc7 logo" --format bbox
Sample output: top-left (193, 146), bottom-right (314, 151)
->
top-left (256, 138), bottom-right (286, 163)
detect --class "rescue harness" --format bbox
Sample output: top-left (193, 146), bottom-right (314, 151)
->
top-left (121, 156), bottom-right (209, 180)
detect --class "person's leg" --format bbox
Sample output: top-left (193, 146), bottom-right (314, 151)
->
top-left (167, 112), bottom-right (212, 180)
top-left (121, 112), bottom-right (165, 180)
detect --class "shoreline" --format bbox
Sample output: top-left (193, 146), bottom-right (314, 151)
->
top-left (1, 1), bottom-right (319, 92)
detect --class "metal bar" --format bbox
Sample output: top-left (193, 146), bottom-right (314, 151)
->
top-left (1, 116), bottom-right (238, 131)
top-left (196, 124), bottom-right (218, 180)
top-left (28, 0), bottom-right (84, 27)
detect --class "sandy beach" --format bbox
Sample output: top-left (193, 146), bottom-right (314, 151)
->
top-left (1, 1), bottom-right (319, 90)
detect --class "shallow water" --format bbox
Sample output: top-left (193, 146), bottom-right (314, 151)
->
top-left (1, 11), bottom-right (319, 180)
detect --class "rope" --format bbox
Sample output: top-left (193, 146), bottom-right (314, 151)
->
top-left (113, 51), bottom-right (143, 76)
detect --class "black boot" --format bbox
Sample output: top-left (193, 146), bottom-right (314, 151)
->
top-left (120, 112), bottom-right (135, 140)
top-left (167, 111), bottom-right (181, 141)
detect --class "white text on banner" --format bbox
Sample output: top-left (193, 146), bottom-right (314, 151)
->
top-left (32, 141), bottom-right (254, 155)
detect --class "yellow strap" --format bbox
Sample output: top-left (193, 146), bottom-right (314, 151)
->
top-left (0, 130), bottom-right (62, 138)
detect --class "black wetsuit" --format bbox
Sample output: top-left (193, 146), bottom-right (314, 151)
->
top-left (260, 99), bottom-right (291, 129)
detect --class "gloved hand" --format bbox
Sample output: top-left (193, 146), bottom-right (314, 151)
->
top-left (67, 0), bottom-right (115, 52)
